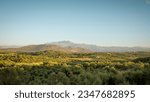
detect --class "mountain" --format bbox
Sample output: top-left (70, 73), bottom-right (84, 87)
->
top-left (50, 41), bottom-right (150, 52)
top-left (0, 45), bottom-right (20, 48)
top-left (0, 44), bottom-right (92, 53)
top-left (0, 41), bottom-right (150, 52)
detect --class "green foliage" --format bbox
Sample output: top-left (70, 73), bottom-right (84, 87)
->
top-left (0, 51), bottom-right (150, 85)
top-left (133, 57), bottom-right (150, 63)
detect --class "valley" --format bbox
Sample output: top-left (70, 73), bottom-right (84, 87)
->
top-left (0, 50), bottom-right (150, 85)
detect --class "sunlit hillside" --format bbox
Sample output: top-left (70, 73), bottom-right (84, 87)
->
top-left (0, 51), bottom-right (150, 85)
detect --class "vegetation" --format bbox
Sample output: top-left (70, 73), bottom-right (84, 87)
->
top-left (0, 51), bottom-right (150, 85)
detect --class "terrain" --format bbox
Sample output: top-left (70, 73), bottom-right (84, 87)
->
top-left (0, 50), bottom-right (150, 85)
top-left (51, 41), bottom-right (150, 52)
top-left (0, 44), bottom-right (91, 53)
top-left (1, 41), bottom-right (150, 52)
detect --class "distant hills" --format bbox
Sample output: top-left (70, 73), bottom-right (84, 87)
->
top-left (0, 41), bottom-right (150, 52)
top-left (0, 44), bottom-right (91, 53)
top-left (51, 41), bottom-right (150, 52)
top-left (0, 45), bottom-right (20, 49)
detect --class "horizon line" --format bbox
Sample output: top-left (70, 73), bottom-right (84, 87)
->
top-left (0, 40), bottom-right (150, 48)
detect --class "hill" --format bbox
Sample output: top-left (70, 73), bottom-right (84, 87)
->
top-left (51, 41), bottom-right (150, 52)
top-left (0, 44), bottom-right (91, 53)
top-left (1, 41), bottom-right (150, 52)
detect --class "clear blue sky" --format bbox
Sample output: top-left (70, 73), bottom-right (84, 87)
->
top-left (0, 0), bottom-right (150, 47)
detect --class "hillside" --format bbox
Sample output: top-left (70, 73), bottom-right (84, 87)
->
top-left (0, 44), bottom-right (91, 53)
top-left (0, 51), bottom-right (150, 85)
top-left (1, 41), bottom-right (150, 52)
top-left (51, 41), bottom-right (150, 52)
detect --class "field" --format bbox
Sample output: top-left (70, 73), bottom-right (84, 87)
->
top-left (0, 51), bottom-right (150, 85)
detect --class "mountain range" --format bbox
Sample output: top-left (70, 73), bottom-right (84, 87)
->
top-left (0, 41), bottom-right (150, 52)
top-left (51, 41), bottom-right (150, 52)
top-left (0, 44), bottom-right (91, 53)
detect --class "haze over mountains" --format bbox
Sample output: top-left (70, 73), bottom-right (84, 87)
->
top-left (51, 41), bottom-right (150, 52)
top-left (0, 41), bottom-right (150, 52)
top-left (0, 44), bottom-right (91, 53)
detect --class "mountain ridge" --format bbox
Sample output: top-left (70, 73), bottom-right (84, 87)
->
top-left (0, 41), bottom-right (150, 52)
top-left (50, 41), bottom-right (150, 52)
top-left (0, 44), bottom-right (92, 53)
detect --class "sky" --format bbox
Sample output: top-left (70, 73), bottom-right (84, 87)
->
top-left (0, 0), bottom-right (150, 47)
